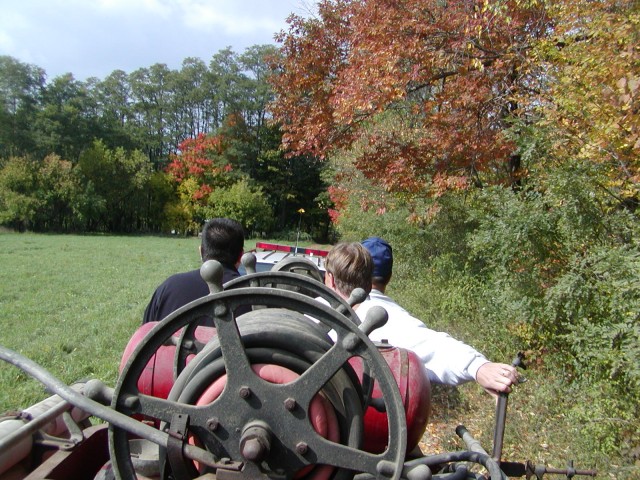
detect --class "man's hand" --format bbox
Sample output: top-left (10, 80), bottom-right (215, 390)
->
top-left (476, 362), bottom-right (519, 398)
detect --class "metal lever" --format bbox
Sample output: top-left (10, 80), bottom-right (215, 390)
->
top-left (492, 352), bottom-right (526, 462)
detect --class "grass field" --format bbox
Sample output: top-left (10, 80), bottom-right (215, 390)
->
top-left (0, 232), bottom-right (312, 412)
top-left (0, 233), bottom-right (195, 412)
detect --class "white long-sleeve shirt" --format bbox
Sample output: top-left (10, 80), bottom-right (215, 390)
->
top-left (355, 289), bottom-right (489, 386)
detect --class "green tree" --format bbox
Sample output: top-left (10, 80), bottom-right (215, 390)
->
top-left (76, 140), bottom-right (153, 231)
top-left (128, 64), bottom-right (176, 166)
top-left (209, 47), bottom-right (244, 128)
top-left (206, 178), bottom-right (273, 234)
top-left (238, 44), bottom-right (278, 131)
top-left (172, 58), bottom-right (213, 141)
top-left (92, 70), bottom-right (138, 151)
top-left (253, 128), bottom-right (330, 237)
top-left (35, 73), bottom-right (100, 161)
top-left (146, 170), bottom-right (177, 233)
top-left (0, 156), bottom-right (39, 231)
top-left (31, 154), bottom-right (82, 231)
top-left (0, 56), bottom-right (45, 157)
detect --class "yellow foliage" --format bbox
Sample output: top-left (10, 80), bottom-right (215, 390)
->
top-left (525, 0), bottom-right (639, 197)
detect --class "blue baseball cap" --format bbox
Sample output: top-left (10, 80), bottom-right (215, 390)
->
top-left (361, 237), bottom-right (393, 278)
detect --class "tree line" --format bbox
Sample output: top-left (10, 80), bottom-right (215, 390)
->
top-left (0, 46), bottom-right (331, 237)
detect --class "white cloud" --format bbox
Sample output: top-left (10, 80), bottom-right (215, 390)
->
top-left (0, 0), bottom-right (305, 80)
top-left (0, 30), bottom-right (13, 52)
top-left (95, 0), bottom-right (173, 17)
top-left (181, 1), bottom-right (285, 34)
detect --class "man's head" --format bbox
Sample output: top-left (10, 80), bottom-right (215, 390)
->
top-left (200, 218), bottom-right (245, 267)
top-left (324, 242), bottom-right (373, 299)
top-left (361, 237), bottom-right (393, 289)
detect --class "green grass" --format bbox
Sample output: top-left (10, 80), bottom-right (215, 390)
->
top-left (0, 233), bottom-right (201, 412)
top-left (0, 232), bottom-right (302, 412)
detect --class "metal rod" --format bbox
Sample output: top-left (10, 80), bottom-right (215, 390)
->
top-left (456, 425), bottom-right (489, 456)
top-left (492, 352), bottom-right (526, 463)
top-left (404, 450), bottom-right (507, 480)
top-left (0, 345), bottom-right (223, 469)
top-left (492, 392), bottom-right (508, 462)
top-left (0, 393), bottom-right (73, 452)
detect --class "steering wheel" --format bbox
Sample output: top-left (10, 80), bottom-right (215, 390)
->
top-left (110, 262), bottom-right (406, 480)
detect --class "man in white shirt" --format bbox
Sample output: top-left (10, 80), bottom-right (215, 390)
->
top-left (323, 239), bottom-right (518, 396)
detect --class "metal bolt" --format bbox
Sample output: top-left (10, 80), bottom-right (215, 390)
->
top-left (215, 304), bottom-right (228, 317)
top-left (239, 386), bottom-right (251, 399)
top-left (206, 417), bottom-right (219, 431)
top-left (241, 437), bottom-right (265, 462)
top-left (296, 442), bottom-right (308, 455)
top-left (240, 422), bottom-right (272, 463)
top-left (284, 397), bottom-right (297, 411)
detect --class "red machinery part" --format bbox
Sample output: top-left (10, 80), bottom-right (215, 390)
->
top-left (348, 344), bottom-right (431, 454)
top-left (119, 322), bottom-right (215, 399)
top-left (193, 363), bottom-right (339, 480)
top-left (120, 324), bottom-right (431, 455)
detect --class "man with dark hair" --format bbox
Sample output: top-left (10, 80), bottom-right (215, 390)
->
top-left (358, 237), bottom-right (518, 396)
top-left (142, 218), bottom-right (245, 324)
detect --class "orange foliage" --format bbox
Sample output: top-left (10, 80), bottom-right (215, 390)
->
top-left (327, 184), bottom-right (349, 223)
top-left (271, 0), bottom-right (551, 194)
top-left (166, 133), bottom-right (232, 202)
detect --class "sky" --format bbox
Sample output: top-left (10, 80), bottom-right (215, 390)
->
top-left (0, 0), bottom-right (312, 81)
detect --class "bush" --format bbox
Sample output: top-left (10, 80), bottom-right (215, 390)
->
top-left (334, 160), bottom-right (640, 464)
top-left (206, 179), bottom-right (274, 234)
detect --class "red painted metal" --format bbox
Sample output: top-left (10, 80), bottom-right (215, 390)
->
top-left (193, 363), bottom-right (339, 480)
top-left (121, 325), bottom-right (431, 455)
top-left (349, 345), bottom-right (431, 454)
top-left (119, 322), bottom-right (216, 399)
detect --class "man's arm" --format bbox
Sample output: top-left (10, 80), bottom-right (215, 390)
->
top-left (359, 297), bottom-right (517, 390)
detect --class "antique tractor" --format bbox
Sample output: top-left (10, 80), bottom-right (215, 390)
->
top-left (0, 253), bottom-right (597, 479)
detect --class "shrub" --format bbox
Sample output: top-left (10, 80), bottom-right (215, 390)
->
top-left (206, 179), bottom-right (274, 234)
top-left (334, 160), bottom-right (640, 462)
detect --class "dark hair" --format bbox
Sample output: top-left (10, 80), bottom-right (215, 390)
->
top-left (200, 218), bottom-right (245, 267)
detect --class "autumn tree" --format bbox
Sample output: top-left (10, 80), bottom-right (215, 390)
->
top-left (165, 132), bottom-right (239, 231)
top-left (271, 0), bottom-right (551, 198)
top-left (522, 0), bottom-right (640, 205)
top-left (274, 1), bottom-right (640, 466)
